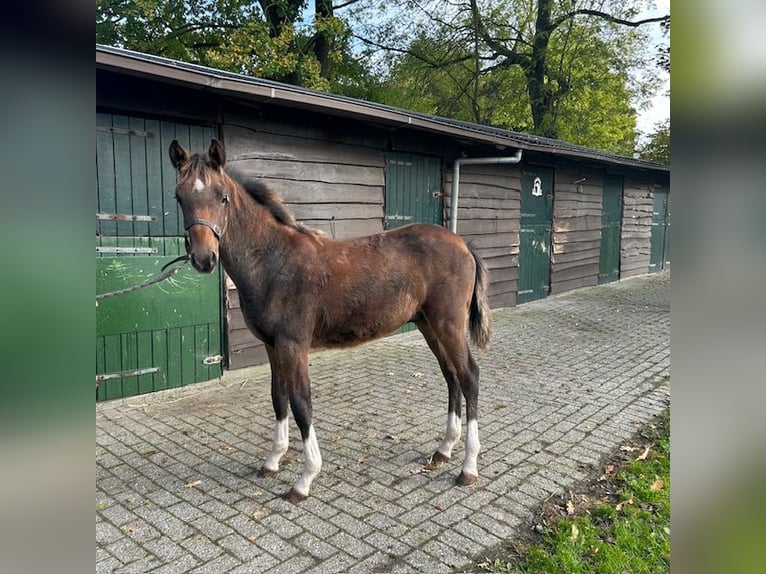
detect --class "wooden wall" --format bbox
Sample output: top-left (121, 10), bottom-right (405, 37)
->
top-left (444, 165), bottom-right (521, 309)
top-left (550, 166), bottom-right (603, 294)
top-left (220, 114), bottom-right (387, 369)
top-left (620, 177), bottom-right (654, 278)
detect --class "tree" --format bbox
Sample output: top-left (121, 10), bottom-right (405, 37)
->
top-left (638, 118), bottom-right (670, 165)
top-left (349, 0), bottom-right (668, 143)
top-left (96, 0), bottom-right (360, 90)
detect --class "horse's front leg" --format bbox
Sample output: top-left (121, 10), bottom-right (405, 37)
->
top-left (258, 346), bottom-right (290, 477)
top-left (276, 342), bottom-right (322, 502)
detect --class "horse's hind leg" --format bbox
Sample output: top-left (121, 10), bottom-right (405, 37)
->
top-left (422, 318), bottom-right (481, 486)
top-left (416, 319), bottom-right (462, 465)
top-left (457, 351), bottom-right (481, 485)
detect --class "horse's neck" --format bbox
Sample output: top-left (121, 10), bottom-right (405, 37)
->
top-left (219, 193), bottom-right (290, 286)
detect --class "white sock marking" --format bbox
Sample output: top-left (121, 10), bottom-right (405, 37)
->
top-left (437, 412), bottom-right (462, 458)
top-left (292, 425), bottom-right (322, 497)
top-left (263, 418), bottom-right (289, 472)
top-left (462, 419), bottom-right (480, 477)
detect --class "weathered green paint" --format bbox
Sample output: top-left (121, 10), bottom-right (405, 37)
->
top-left (599, 175), bottom-right (623, 284)
top-left (650, 187), bottom-right (670, 272)
top-left (96, 113), bottom-right (217, 237)
top-left (385, 153), bottom-right (442, 230)
top-left (96, 115), bottom-right (222, 401)
top-left (518, 167), bottom-right (554, 304)
top-left (384, 152), bottom-right (442, 333)
top-left (96, 237), bottom-right (223, 401)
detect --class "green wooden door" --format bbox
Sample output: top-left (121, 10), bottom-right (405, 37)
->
top-left (518, 167), bottom-right (553, 304)
top-left (599, 175), bottom-right (623, 284)
top-left (384, 152), bottom-right (442, 333)
top-left (385, 153), bottom-right (442, 230)
top-left (96, 114), bottom-right (223, 401)
top-left (650, 187), bottom-right (670, 272)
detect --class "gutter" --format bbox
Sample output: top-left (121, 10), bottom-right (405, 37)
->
top-left (449, 151), bottom-right (523, 233)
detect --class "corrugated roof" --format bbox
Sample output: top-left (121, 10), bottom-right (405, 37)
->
top-left (96, 44), bottom-right (668, 173)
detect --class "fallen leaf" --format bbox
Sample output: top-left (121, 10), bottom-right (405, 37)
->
top-left (566, 500), bottom-right (575, 515)
top-left (605, 463), bottom-right (616, 475)
top-left (252, 511), bottom-right (264, 520)
top-left (650, 478), bottom-right (664, 491)
top-left (218, 444), bottom-right (233, 451)
top-left (357, 457), bottom-right (367, 464)
top-left (412, 372), bottom-right (424, 378)
top-left (636, 445), bottom-right (651, 461)
top-left (570, 523), bottom-right (579, 540)
top-left (620, 445), bottom-right (638, 453)
top-left (616, 497), bottom-right (633, 511)
top-left (183, 480), bottom-right (202, 489)
top-left (248, 535), bottom-right (257, 542)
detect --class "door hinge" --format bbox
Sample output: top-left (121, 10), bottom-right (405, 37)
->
top-left (203, 354), bottom-right (223, 365)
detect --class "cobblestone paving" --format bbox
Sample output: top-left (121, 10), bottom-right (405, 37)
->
top-left (97, 272), bottom-right (670, 573)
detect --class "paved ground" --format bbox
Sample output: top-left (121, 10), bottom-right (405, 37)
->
top-left (96, 272), bottom-right (670, 573)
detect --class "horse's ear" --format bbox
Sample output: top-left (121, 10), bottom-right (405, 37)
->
top-left (208, 138), bottom-right (226, 170)
top-left (168, 140), bottom-right (188, 170)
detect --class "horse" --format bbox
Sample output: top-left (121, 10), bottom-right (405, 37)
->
top-left (169, 138), bottom-right (492, 501)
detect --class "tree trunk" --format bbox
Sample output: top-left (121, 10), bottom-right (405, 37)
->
top-left (314, 0), bottom-right (333, 80)
top-left (526, 0), bottom-right (557, 138)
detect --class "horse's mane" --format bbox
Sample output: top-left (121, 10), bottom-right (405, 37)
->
top-left (231, 172), bottom-right (324, 241)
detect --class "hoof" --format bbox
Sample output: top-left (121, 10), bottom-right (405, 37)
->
top-left (456, 471), bottom-right (478, 486)
top-left (430, 451), bottom-right (451, 466)
top-left (257, 466), bottom-right (279, 478)
top-left (284, 489), bottom-right (308, 503)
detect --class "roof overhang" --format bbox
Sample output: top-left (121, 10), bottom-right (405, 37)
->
top-left (97, 45), bottom-right (669, 174)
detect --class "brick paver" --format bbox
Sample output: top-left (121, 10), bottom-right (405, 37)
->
top-left (97, 272), bottom-right (670, 573)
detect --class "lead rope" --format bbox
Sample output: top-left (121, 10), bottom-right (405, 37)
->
top-left (96, 254), bottom-right (189, 303)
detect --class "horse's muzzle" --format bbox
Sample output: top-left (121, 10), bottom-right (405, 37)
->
top-left (190, 250), bottom-right (218, 273)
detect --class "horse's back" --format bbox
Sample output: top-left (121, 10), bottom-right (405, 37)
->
top-left (310, 223), bottom-right (476, 347)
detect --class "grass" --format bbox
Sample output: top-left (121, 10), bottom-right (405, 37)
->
top-left (478, 409), bottom-right (670, 574)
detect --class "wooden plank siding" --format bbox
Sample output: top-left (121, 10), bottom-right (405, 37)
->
top-left (620, 178), bottom-right (654, 278)
top-left (219, 121), bottom-right (388, 369)
top-left (550, 166), bottom-right (604, 294)
top-left (444, 166), bottom-right (521, 309)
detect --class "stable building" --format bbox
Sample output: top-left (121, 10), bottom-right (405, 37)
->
top-left (96, 44), bottom-right (670, 401)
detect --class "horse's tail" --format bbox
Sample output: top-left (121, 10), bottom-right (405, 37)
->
top-left (469, 248), bottom-right (492, 351)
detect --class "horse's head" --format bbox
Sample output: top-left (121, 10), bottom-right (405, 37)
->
top-left (168, 138), bottom-right (231, 273)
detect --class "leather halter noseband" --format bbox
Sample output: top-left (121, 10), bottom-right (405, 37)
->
top-left (183, 193), bottom-right (229, 239)
top-left (184, 218), bottom-right (222, 239)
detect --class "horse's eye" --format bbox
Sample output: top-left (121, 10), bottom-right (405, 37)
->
top-left (222, 194), bottom-right (230, 205)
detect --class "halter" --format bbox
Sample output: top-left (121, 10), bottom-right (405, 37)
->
top-left (183, 193), bottom-right (229, 239)
top-left (184, 218), bottom-right (222, 239)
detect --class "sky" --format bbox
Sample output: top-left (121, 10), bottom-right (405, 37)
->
top-left (635, 0), bottom-right (670, 135)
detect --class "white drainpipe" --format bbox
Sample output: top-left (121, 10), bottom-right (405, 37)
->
top-left (449, 150), bottom-right (523, 233)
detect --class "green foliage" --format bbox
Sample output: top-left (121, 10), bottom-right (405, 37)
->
top-left (360, 0), bottom-right (657, 155)
top-left (96, 0), bottom-right (355, 89)
top-left (638, 119), bottom-right (670, 165)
